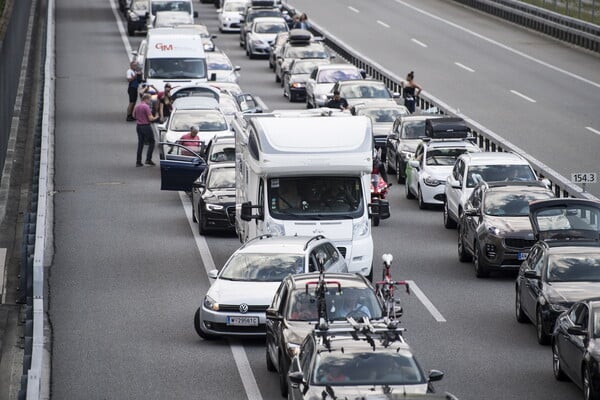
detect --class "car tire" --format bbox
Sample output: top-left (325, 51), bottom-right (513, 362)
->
top-left (473, 243), bottom-right (490, 278)
top-left (457, 225), bottom-right (472, 262)
top-left (396, 160), bottom-right (405, 184)
top-left (266, 348), bottom-right (276, 372)
top-left (417, 186), bottom-right (427, 209)
top-left (278, 352), bottom-right (288, 398)
top-left (194, 308), bottom-right (216, 340)
top-left (552, 341), bottom-right (568, 381)
top-left (536, 307), bottom-right (550, 345)
top-left (405, 182), bottom-right (415, 199)
top-left (515, 288), bottom-right (529, 323)
top-left (443, 201), bottom-right (457, 229)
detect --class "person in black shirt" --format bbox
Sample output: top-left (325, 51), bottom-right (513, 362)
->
top-left (325, 90), bottom-right (349, 111)
top-left (403, 71), bottom-right (422, 113)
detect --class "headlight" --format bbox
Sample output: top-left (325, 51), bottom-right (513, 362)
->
top-left (488, 226), bottom-right (503, 236)
top-left (291, 82), bottom-right (305, 88)
top-left (203, 296), bottom-right (219, 311)
top-left (265, 220), bottom-right (285, 236)
top-left (206, 203), bottom-right (224, 211)
top-left (353, 218), bottom-right (369, 238)
top-left (224, 17), bottom-right (231, 22)
top-left (285, 343), bottom-right (301, 358)
top-left (423, 174), bottom-right (443, 187)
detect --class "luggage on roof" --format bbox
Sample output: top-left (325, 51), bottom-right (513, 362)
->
top-left (425, 117), bottom-right (470, 139)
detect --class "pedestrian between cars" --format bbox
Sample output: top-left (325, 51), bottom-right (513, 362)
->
top-left (126, 61), bottom-right (142, 122)
top-left (402, 71), bottom-right (422, 114)
top-left (133, 93), bottom-right (158, 167)
top-left (325, 90), bottom-right (349, 111)
top-left (158, 84), bottom-right (173, 123)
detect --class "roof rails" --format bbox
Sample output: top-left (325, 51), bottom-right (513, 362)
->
top-left (314, 318), bottom-right (407, 351)
top-left (303, 235), bottom-right (326, 250)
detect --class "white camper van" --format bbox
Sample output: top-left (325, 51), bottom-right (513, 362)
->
top-left (137, 28), bottom-right (211, 90)
top-left (233, 111), bottom-right (380, 279)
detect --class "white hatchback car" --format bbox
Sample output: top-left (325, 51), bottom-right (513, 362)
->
top-left (245, 17), bottom-right (289, 59)
top-left (405, 138), bottom-right (480, 209)
top-left (194, 235), bottom-right (348, 338)
top-left (206, 51), bottom-right (241, 83)
top-left (217, 0), bottom-right (248, 32)
top-left (443, 152), bottom-right (539, 229)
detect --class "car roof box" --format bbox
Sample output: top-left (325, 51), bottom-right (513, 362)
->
top-left (288, 29), bottom-right (313, 44)
top-left (251, 0), bottom-right (276, 7)
top-left (425, 117), bottom-right (469, 139)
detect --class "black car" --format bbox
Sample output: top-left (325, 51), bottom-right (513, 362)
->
top-left (552, 298), bottom-right (600, 400)
top-left (125, 0), bottom-right (149, 36)
top-left (282, 58), bottom-right (330, 102)
top-left (515, 198), bottom-right (600, 345)
top-left (191, 162), bottom-right (236, 234)
top-left (458, 181), bottom-right (555, 277)
top-left (287, 321), bottom-right (444, 399)
top-left (266, 272), bottom-right (384, 397)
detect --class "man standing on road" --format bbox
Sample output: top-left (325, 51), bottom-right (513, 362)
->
top-left (133, 93), bottom-right (158, 167)
top-left (126, 60), bottom-right (141, 121)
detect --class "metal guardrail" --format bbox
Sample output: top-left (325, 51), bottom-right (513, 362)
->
top-left (449, 0), bottom-right (600, 53)
top-left (283, 4), bottom-right (598, 201)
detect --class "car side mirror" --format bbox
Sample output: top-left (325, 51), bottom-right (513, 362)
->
top-left (211, 34), bottom-right (217, 39)
top-left (450, 178), bottom-right (461, 189)
top-left (464, 207), bottom-right (478, 216)
top-left (208, 269), bottom-right (218, 279)
top-left (408, 160), bottom-right (419, 169)
top-left (428, 370), bottom-right (444, 382)
top-left (288, 371), bottom-right (305, 386)
top-left (241, 201), bottom-right (262, 221)
top-left (234, 66), bottom-right (241, 72)
top-left (216, 8), bottom-right (222, 13)
top-left (523, 270), bottom-right (540, 279)
top-left (156, 123), bottom-right (166, 132)
top-left (567, 325), bottom-right (586, 336)
top-left (266, 307), bottom-right (282, 320)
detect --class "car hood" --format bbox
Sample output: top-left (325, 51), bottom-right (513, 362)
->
top-left (252, 33), bottom-right (278, 43)
top-left (307, 384), bottom-right (428, 397)
top-left (424, 165), bottom-right (453, 179)
top-left (545, 282), bottom-right (600, 303)
top-left (221, 12), bottom-right (242, 21)
top-left (347, 98), bottom-right (396, 108)
top-left (313, 83), bottom-right (335, 96)
top-left (282, 220), bottom-right (352, 241)
top-left (203, 189), bottom-right (235, 203)
top-left (208, 279), bottom-right (281, 305)
top-left (485, 216), bottom-right (533, 234)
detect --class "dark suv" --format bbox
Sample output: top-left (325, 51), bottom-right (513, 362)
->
top-left (266, 272), bottom-right (384, 397)
top-left (125, 0), bottom-right (149, 36)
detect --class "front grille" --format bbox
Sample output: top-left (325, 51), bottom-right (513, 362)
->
top-left (218, 304), bottom-right (269, 313)
top-left (434, 193), bottom-right (446, 201)
top-left (207, 322), bottom-right (266, 334)
top-left (337, 247), bottom-right (347, 258)
top-left (226, 206), bottom-right (236, 225)
top-left (504, 238), bottom-right (535, 249)
top-left (231, 23), bottom-right (240, 28)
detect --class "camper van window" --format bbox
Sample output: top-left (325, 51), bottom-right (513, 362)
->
top-left (269, 177), bottom-right (363, 220)
top-left (151, 1), bottom-right (192, 15)
top-left (146, 58), bottom-right (207, 80)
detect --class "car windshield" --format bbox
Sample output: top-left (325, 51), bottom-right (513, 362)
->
top-left (170, 110), bottom-right (227, 131)
top-left (287, 287), bottom-right (383, 321)
top-left (466, 165), bottom-right (536, 188)
top-left (209, 142), bottom-right (235, 162)
top-left (151, 1), bottom-right (191, 15)
top-left (208, 59), bottom-right (233, 71)
top-left (313, 351), bottom-right (424, 386)
top-left (339, 83), bottom-right (390, 99)
top-left (255, 22), bottom-right (287, 33)
top-left (268, 177), bottom-right (364, 220)
top-left (317, 69), bottom-right (362, 83)
top-left (207, 167), bottom-right (235, 189)
top-left (292, 60), bottom-right (327, 74)
top-left (286, 45), bottom-right (328, 59)
top-left (359, 108), bottom-right (404, 123)
top-left (426, 147), bottom-right (473, 166)
top-left (223, 2), bottom-right (245, 12)
top-left (146, 58), bottom-right (207, 79)
top-left (546, 254), bottom-right (600, 282)
top-left (220, 253), bottom-right (304, 281)
top-left (534, 204), bottom-right (600, 238)
top-left (484, 191), bottom-right (553, 216)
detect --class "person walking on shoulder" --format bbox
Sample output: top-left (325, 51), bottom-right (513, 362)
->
top-left (403, 71), bottom-right (422, 114)
top-left (133, 93), bottom-right (158, 167)
top-left (126, 61), bottom-right (142, 121)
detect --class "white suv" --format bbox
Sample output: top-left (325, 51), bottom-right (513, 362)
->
top-left (194, 234), bottom-right (348, 339)
top-left (443, 152), bottom-right (538, 229)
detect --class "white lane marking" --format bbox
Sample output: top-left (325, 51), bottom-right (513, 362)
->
top-left (377, 20), bottom-right (390, 28)
top-left (179, 193), bottom-right (263, 400)
top-left (394, 0), bottom-right (600, 89)
top-left (586, 126), bottom-right (600, 136)
top-left (411, 38), bottom-right (428, 48)
top-left (406, 280), bottom-right (446, 322)
top-left (0, 248), bottom-right (6, 303)
top-left (455, 62), bottom-right (475, 72)
top-left (510, 89), bottom-right (537, 103)
top-left (348, 6), bottom-right (359, 13)
top-left (108, 0), bottom-right (134, 61)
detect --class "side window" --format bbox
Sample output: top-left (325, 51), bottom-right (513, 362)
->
top-left (308, 254), bottom-right (317, 272)
top-left (324, 243), bottom-right (339, 263)
top-left (311, 245), bottom-right (331, 270)
top-left (277, 284), bottom-right (289, 314)
top-left (299, 339), bottom-right (314, 376)
top-left (568, 304), bottom-right (582, 324)
top-left (310, 68), bottom-right (317, 80)
top-left (452, 162), bottom-right (460, 181)
top-left (525, 246), bottom-right (540, 269)
top-left (414, 145), bottom-right (424, 163)
top-left (471, 188), bottom-right (482, 209)
top-left (576, 306), bottom-right (589, 329)
top-left (533, 250), bottom-right (546, 275)
top-left (270, 282), bottom-right (283, 309)
top-left (457, 160), bottom-right (465, 184)
top-left (258, 178), bottom-right (264, 209)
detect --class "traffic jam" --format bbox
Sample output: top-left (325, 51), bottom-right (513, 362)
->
top-left (120, 0), bottom-right (600, 399)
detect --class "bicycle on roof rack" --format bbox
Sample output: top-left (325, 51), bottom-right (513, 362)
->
top-left (374, 254), bottom-right (409, 320)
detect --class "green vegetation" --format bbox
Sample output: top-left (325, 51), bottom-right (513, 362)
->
top-left (520, 0), bottom-right (600, 24)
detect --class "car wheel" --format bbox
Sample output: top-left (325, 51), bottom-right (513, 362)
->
top-left (515, 288), bottom-right (529, 323)
top-left (278, 352), bottom-right (288, 397)
top-left (266, 348), bottom-right (276, 372)
top-left (417, 186), bottom-right (427, 209)
top-left (396, 160), bottom-right (405, 184)
top-left (127, 26), bottom-right (135, 36)
top-left (405, 181), bottom-right (415, 199)
top-left (536, 307), bottom-right (550, 345)
top-left (552, 341), bottom-right (568, 381)
top-left (457, 225), bottom-right (472, 262)
top-left (443, 201), bottom-right (457, 229)
top-left (473, 243), bottom-right (490, 278)
top-left (194, 308), bottom-right (216, 340)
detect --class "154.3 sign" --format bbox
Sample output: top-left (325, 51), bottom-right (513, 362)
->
top-left (571, 172), bottom-right (597, 184)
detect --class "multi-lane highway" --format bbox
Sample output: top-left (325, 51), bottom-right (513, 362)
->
top-left (48, 0), bottom-right (586, 399)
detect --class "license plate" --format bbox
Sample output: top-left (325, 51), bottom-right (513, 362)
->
top-left (517, 252), bottom-right (528, 261)
top-left (227, 316), bottom-right (259, 326)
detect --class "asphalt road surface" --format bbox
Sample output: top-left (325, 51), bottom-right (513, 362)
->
top-left (48, 1), bottom-right (584, 399)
